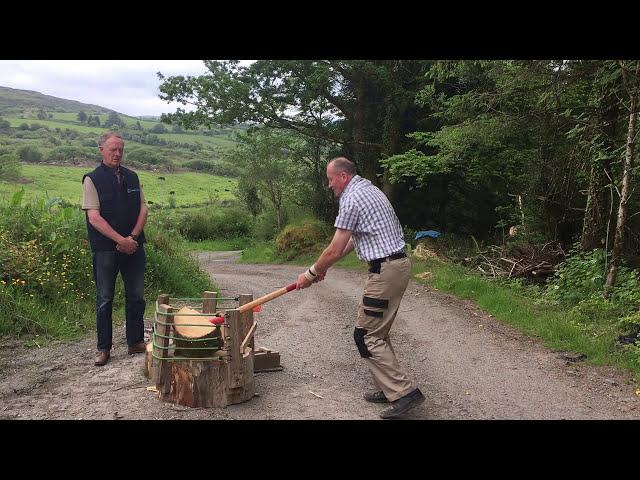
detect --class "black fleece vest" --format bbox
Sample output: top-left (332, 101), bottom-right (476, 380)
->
top-left (83, 163), bottom-right (145, 252)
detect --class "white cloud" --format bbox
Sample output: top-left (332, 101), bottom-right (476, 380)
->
top-left (0, 60), bottom-right (250, 117)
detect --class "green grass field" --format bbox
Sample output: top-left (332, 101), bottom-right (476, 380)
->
top-left (0, 164), bottom-right (237, 206)
top-left (156, 132), bottom-right (237, 149)
top-left (6, 115), bottom-right (238, 151)
top-left (49, 112), bottom-right (160, 130)
top-left (4, 116), bottom-right (105, 134)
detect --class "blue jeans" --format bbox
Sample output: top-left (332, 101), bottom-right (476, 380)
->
top-left (92, 248), bottom-right (146, 351)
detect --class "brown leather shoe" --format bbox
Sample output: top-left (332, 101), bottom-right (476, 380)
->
top-left (127, 342), bottom-right (146, 354)
top-left (94, 350), bottom-right (110, 366)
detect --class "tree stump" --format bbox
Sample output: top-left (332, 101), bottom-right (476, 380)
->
top-left (161, 349), bottom-right (254, 407)
top-left (173, 306), bottom-right (223, 358)
top-left (159, 308), bottom-right (255, 408)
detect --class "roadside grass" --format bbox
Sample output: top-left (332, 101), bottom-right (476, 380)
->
top-left (412, 256), bottom-right (640, 383)
top-left (240, 239), bottom-right (364, 270)
top-left (184, 237), bottom-right (250, 252)
top-left (0, 198), bottom-right (215, 346)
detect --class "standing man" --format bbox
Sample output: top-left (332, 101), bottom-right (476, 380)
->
top-left (297, 157), bottom-right (424, 419)
top-left (82, 131), bottom-right (148, 366)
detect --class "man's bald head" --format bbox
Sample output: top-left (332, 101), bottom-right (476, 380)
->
top-left (328, 157), bottom-right (357, 176)
top-left (326, 157), bottom-right (357, 197)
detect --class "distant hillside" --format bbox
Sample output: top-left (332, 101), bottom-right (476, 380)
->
top-left (0, 86), bottom-right (112, 116)
top-left (0, 85), bottom-right (246, 177)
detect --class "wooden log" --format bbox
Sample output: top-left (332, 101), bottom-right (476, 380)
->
top-left (202, 291), bottom-right (217, 315)
top-left (254, 347), bottom-right (282, 372)
top-left (173, 306), bottom-right (223, 358)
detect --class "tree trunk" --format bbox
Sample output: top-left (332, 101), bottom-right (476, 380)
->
top-left (581, 96), bottom-right (619, 250)
top-left (604, 94), bottom-right (637, 296)
top-left (350, 72), bottom-right (382, 186)
top-left (581, 161), bottom-right (608, 250)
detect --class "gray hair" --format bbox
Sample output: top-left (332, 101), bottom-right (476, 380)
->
top-left (328, 157), bottom-right (356, 175)
top-left (98, 131), bottom-right (124, 147)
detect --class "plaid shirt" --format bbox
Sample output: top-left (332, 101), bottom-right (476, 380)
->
top-left (334, 175), bottom-right (406, 262)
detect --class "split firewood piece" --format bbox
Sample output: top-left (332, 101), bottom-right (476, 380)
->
top-left (173, 307), bottom-right (223, 358)
top-left (144, 342), bottom-right (154, 378)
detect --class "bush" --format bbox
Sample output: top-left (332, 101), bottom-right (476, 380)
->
top-left (252, 208), bottom-right (283, 240)
top-left (183, 159), bottom-right (216, 173)
top-left (150, 123), bottom-right (168, 134)
top-left (0, 196), bottom-right (214, 339)
top-left (17, 145), bottom-right (42, 162)
top-left (568, 297), bottom-right (626, 324)
top-left (0, 153), bottom-right (21, 181)
top-left (178, 207), bottom-right (253, 241)
top-left (29, 123), bottom-right (48, 132)
top-left (46, 146), bottom-right (100, 163)
top-left (545, 245), bottom-right (640, 312)
top-left (183, 159), bottom-right (239, 177)
top-left (125, 148), bottom-right (170, 167)
top-left (143, 222), bottom-right (213, 298)
top-left (275, 220), bottom-right (330, 260)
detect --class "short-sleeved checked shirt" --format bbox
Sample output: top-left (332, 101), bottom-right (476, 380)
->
top-left (334, 175), bottom-right (405, 262)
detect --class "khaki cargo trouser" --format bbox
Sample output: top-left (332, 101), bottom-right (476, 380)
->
top-left (355, 256), bottom-right (415, 402)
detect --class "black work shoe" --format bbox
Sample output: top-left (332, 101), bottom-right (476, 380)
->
top-left (379, 388), bottom-right (425, 419)
top-left (364, 390), bottom-right (389, 403)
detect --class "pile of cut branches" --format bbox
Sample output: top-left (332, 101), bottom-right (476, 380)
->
top-left (465, 242), bottom-right (566, 281)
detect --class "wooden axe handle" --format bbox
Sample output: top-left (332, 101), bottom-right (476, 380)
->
top-left (238, 282), bottom-right (297, 314)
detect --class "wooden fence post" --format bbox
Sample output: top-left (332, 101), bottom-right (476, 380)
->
top-left (226, 309), bottom-right (243, 388)
top-left (153, 296), bottom-right (175, 394)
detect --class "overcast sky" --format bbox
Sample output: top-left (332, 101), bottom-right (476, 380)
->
top-left (0, 60), bottom-right (237, 117)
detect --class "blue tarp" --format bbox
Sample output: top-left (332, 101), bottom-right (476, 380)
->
top-left (415, 230), bottom-right (441, 240)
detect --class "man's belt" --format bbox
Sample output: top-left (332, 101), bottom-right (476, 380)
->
top-left (368, 251), bottom-right (407, 268)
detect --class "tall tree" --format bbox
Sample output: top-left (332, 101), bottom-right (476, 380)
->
top-left (226, 128), bottom-right (300, 230)
top-left (157, 60), bottom-right (430, 199)
top-left (605, 60), bottom-right (640, 295)
top-left (104, 111), bottom-right (124, 128)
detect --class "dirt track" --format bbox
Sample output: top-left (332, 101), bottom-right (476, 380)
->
top-left (1, 251), bottom-right (639, 420)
